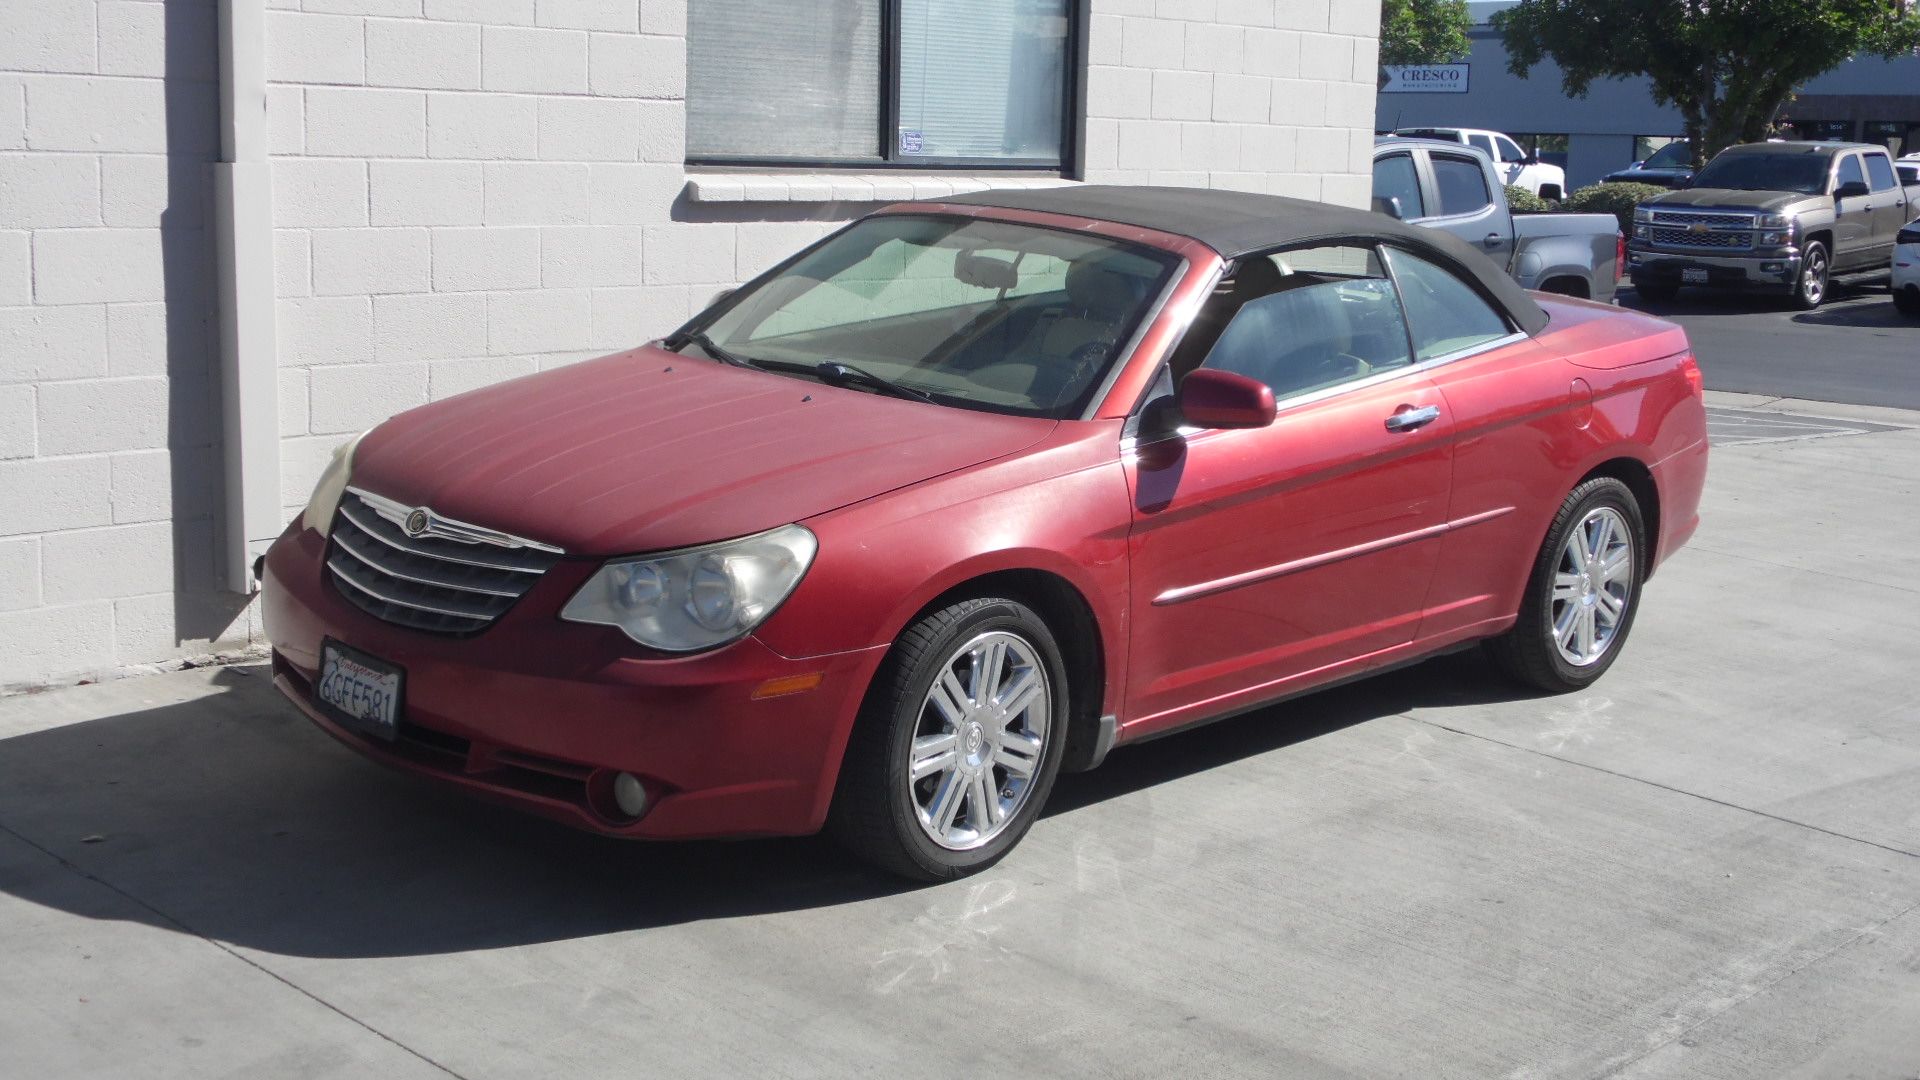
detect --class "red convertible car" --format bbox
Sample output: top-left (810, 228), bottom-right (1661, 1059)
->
top-left (262, 187), bottom-right (1707, 880)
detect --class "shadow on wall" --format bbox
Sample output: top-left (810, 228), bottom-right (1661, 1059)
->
top-left (0, 650), bottom-right (1538, 959)
top-left (164, 0), bottom-right (252, 652)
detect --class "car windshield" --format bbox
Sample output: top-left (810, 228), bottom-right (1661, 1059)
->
top-left (687, 215), bottom-right (1180, 418)
top-left (1691, 151), bottom-right (1831, 194)
top-left (1644, 142), bottom-right (1691, 169)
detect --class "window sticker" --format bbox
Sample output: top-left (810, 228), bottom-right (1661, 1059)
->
top-left (899, 130), bottom-right (925, 155)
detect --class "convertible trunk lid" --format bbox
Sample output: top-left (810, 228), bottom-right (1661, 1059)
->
top-left (348, 347), bottom-right (1058, 555)
top-left (1531, 295), bottom-right (1691, 370)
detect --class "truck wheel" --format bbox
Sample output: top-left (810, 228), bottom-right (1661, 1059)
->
top-left (1895, 287), bottom-right (1920, 316)
top-left (1792, 242), bottom-right (1829, 310)
top-left (1634, 280), bottom-right (1679, 305)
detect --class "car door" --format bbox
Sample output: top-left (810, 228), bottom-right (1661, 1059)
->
top-left (1122, 244), bottom-right (1454, 736)
top-left (1831, 152), bottom-right (1873, 271)
top-left (1864, 151), bottom-right (1910, 265)
top-left (1371, 148), bottom-right (1428, 221)
top-left (1493, 134), bottom-right (1528, 188)
top-left (1412, 150), bottom-right (1515, 272)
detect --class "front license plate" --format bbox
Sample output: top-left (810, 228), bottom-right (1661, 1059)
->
top-left (1682, 268), bottom-right (1710, 284)
top-left (318, 640), bottom-right (404, 741)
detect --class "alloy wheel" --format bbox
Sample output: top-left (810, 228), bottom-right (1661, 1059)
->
top-left (908, 630), bottom-right (1051, 851)
top-left (1550, 506), bottom-right (1635, 667)
top-left (1802, 248), bottom-right (1827, 306)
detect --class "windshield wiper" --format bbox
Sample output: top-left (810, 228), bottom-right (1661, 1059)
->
top-left (814, 361), bottom-right (938, 405)
top-left (672, 329), bottom-right (759, 369)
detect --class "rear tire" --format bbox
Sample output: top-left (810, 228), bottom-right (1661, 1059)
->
top-left (828, 597), bottom-right (1069, 881)
top-left (1896, 287), bottom-right (1920, 316)
top-left (1487, 477), bottom-right (1647, 693)
top-left (1791, 242), bottom-right (1829, 310)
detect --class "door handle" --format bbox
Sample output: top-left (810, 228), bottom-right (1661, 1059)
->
top-left (1484, 233), bottom-right (1503, 247)
top-left (1385, 405), bottom-right (1442, 432)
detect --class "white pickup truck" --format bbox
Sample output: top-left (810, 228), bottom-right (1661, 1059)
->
top-left (1373, 137), bottom-right (1623, 303)
top-left (1392, 126), bottom-right (1568, 200)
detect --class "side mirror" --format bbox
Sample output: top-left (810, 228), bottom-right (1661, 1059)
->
top-left (1178, 369), bottom-right (1276, 430)
top-left (1371, 195), bottom-right (1405, 220)
top-left (1835, 180), bottom-right (1871, 199)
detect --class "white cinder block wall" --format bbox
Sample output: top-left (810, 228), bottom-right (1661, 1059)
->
top-left (1, 0), bottom-right (1380, 688)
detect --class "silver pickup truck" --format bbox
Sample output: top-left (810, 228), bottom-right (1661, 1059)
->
top-left (1627, 141), bottom-right (1917, 310)
top-left (1372, 137), bottom-right (1621, 303)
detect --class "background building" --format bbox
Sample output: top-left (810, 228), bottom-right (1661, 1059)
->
top-left (0, 0), bottom-right (1384, 688)
top-left (1376, 1), bottom-right (1920, 189)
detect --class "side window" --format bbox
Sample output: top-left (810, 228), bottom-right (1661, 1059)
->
top-left (1430, 154), bottom-right (1492, 216)
top-left (1865, 153), bottom-right (1898, 193)
top-left (1388, 248), bottom-right (1512, 361)
top-left (1468, 133), bottom-right (1495, 157)
top-left (1196, 245), bottom-right (1413, 402)
top-left (1495, 135), bottom-right (1525, 163)
top-left (1835, 153), bottom-right (1866, 193)
top-left (1372, 153), bottom-right (1426, 219)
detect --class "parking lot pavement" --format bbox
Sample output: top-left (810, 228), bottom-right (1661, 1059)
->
top-left (4, 393), bottom-right (1919, 1079)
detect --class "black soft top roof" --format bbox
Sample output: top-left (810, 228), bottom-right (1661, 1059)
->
top-left (940, 184), bottom-right (1550, 337)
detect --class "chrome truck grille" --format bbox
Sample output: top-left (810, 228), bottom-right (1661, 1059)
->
top-left (325, 489), bottom-right (564, 636)
top-left (1650, 227), bottom-right (1753, 249)
top-left (1645, 209), bottom-right (1759, 251)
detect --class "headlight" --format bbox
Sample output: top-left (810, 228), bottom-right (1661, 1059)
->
top-left (1633, 207), bottom-right (1654, 223)
top-left (302, 431), bottom-right (366, 538)
top-left (1759, 231), bottom-right (1790, 247)
top-left (1757, 213), bottom-right (1791, 229)
top-left (560, 524), bottom-right (817, 651)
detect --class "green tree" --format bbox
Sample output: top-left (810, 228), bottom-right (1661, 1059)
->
top-left (1493, 0), bottom-right (1920, 166)
top-left (1380, 0), bottom-right (1473, 66)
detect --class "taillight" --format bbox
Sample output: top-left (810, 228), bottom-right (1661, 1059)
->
top-left (1681, 352), bottom-right (1704, 398)
top-left (1616, 235), bottom-right (1626, 282)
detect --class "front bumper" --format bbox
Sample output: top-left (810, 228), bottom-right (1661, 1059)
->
top-left (261, 523), bottom-right (888, 840)
top-left (1628, 245), bottom-right (1801, 291)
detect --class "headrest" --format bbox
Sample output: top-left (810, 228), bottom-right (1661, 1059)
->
top-left (1065, 259), bottom-right (1138, 314)
top-left (1229, 255), bottom-right (1287, 300)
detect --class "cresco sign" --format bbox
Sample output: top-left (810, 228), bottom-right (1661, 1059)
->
top-left (1381, 64), bottom-right (1471, 94)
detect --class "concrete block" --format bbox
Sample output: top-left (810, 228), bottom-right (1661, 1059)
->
top-left (369, 161), bottom-right (484, 226)
top-left (0, 384), bottom-right (33, 459)
top-left (1089, 14), bottom-right (1122, 65)
top-left (1151, 70), bottom-right (1213, 121)
top-left (1213, 73), bottom-right (1271, 123)
top-left (640, 0), bottom-right (686, 35)
top-left (0, 602), bottom-right (114, 685)
top-left (32, 230), bottom-right (165, 306)
top-left (484, 162), bottom-right (591, 226)
top-left (1295, 32), bottom-right (1352, 81)
top-left (0, 538), bottom-right (38, 611)
top-left (372, 291), bottom-right (488, 360)
top-left (110, 447), bottom-right (208, 524)
top-left (588, 163), bottom-right (684, 224)
top-left (100, 0), bottom-right (215, 79)
top-left (112, 588), bottom-right (254, 666)
top-left (428, 92), bottom-right (538, 159)
top-left (1241, 122), bottom-right (1298, 173)
top-left (0, 232), bottom-right (26, 306)
top-left (1244, 27), bottom-right (1301, 77)
top-left (0, 154), bottom-right (97, 228)
top-left (268, 85), bottom-right (305, 155)
top-left (430, 227), bottom-right (541, 292)
top-left (588, 33), bottom-right (684, 98)
top-left (280, 369), bottom-right (310, 434)
top-left (541, 226), bottom-right (641, 287)
top-left (309, 360), bottom-right (430, 433)
top-left (1087, 66), bottom-right (1152, 120)
top-left (104, 302), bottom-right (176, 377)
top-left (486, 288), bottom-right (592, 354)
top-left (1185, 23), bottom-right (1246, 72)
top-left (1181, 121), bottom-right (1243, 171)
top-left (0, 77), bottom-right (21, 149)
top-left (40, 522), bottom-right (177, 603)
top-left (308, 0), bottom-right (425, 15)
top-left (1324, 79), bottom-right (1376, 130)
top-left (366, 17), bottom-right (480, 89)
top-left (483, 26), bottom-right (588, 93)
top-left (587, 285), bottom-right (688, 350)
top-left (538, 0), bottom-right (637, 32)
top-left (306, 88), bottom-right (428, 157)
top-left (1158, 0), bottom-right (1217, 18)
top-left (1217, 0), bottom-right (1274, 26)
top-left (0, 0), bottom-right (96, 74)
top-left (273, 158), bottom-right (370, 228)
top-left (426, 0), bottom-right (535, 24)
top-left (275, 230), bottom-right (312, 297)
top-left (635, 101), bottom-right (685, 163)
top-left (735, 222), bottom-right (832, 279)
top-left (1117, 119), bottom-right (1183, 171)
top-left (0, 305), bottom-right (108, 383)
top-left (1327, 0), bottom-right (1377, 36)
top-left (24, 76), bottom-right (176, 154)
top-left (280, 432), bottom-right (356, 508)
top-left (1084, 118), bottom-right (1120, 171)
top-left (1351, 34), bottom-right (1379, 82)
top-left (276, 295), bottom-right (374, 367)
top-left (35, 377), bottom-right (170, 455)
top-left (0, 455), bottom-right (112, 535)
top-left (1319, 171), bottom-right (1370, 209)
top-left (267, 11), bottom-right (367, 84)
top-left (537, 97), bottom-right (641, 162)
top-left (1296, 124), bottom-right (1349, 169)
top-left (1272, 0), bottom-right (1329, 31)
top-left (1270, 77), bottom-right (1327, 126)
top-left (1121, 17), bottom-right (1184, 70)
top-left (640, 223), bottom-right (735, 285)
top-left (100, 155), bottom-right (193, 230)
top-left (427, 355), bottom-right (537, 399)
top-left (311, 228), bottom-right (432, 296)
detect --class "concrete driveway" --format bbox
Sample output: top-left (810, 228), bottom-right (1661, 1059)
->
top-left (4, 393), bottom-right (1918, 1080)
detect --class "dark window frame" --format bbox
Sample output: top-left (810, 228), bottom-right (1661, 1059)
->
top-left (686, 0), bottom-right (1090, 175)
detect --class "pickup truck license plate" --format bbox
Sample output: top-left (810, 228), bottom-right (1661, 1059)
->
top-left (318, 640), bottom-right (403, 740)
top-left (1682, 268), bottom-right (1709, 284)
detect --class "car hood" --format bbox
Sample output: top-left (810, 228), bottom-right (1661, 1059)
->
top-left (1645, 188), bottom-right (1816, 212)
top-left (348, 346), bottom-right (1059, 556)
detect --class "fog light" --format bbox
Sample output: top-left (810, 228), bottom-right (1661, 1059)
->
top-left (612, 772), bottom-right (649, 818)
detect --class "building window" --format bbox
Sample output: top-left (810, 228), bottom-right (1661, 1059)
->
top-left (1863, 121), bottom-right (1917, 158)
top-left (687, 0), bottom-right (1078, 171)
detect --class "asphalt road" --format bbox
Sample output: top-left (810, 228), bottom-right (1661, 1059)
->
top-left (4, 393), bottom-right (1920, 1079)
top-left (1619, 283), bottom-right (1920, 410)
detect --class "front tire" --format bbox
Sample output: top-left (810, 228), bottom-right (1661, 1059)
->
top-left (1792, 242), bottom-right (1829, 310)
top-left (1487, 477), bottom-right (1647, 693)
top-left (828, 597), bottom-right (1070, 881)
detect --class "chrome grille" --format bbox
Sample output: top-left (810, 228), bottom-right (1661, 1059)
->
top-left (1649, 210), bottom-right (1758, 229)
top-left (326, 491), bottom-right (563, 636)
top-left (1650, 227), bottom-right (1753, 250)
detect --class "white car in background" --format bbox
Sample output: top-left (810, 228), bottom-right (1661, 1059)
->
top-left (1895, 217), bottom-right (1919, 316)
top-left (1392, 126), bottom-right (1568, 200)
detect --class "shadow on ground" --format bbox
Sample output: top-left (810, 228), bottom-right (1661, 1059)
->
top-left (0, 651), bottom-right (1532, 960)
top-left (1618, 282), bottom-right (1889, 322)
